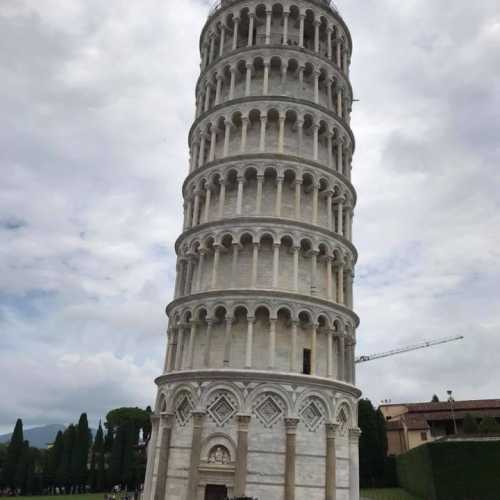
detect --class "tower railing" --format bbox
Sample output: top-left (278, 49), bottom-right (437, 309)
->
top-left (208, 0), bottom-right (339, 19)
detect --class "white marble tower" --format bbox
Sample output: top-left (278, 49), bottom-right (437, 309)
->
top-left (143, 1), bottom-right (361, 499)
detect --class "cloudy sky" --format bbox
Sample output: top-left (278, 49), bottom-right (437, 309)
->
top-left (1, 0), bottom-right (499, 434)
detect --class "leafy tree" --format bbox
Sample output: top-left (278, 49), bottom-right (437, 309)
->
top-left (479, 416), bottom-right (500, 435)
top-left (109, 424), bottom-right (126, 487)
top-left (431, 394), bottom-right (440, 403)
top-left (463, 413), bottom-right (479, 434)
top-left (3, 419), bottom-right (24, 489)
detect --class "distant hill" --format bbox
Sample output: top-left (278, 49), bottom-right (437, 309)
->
top-left (0, 424), bottom-right (66, 449)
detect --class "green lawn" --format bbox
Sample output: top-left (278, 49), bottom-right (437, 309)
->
top-left (14, 495), bottom-right (105, 500)
top-left (361, 489), bottom-right (422, 500)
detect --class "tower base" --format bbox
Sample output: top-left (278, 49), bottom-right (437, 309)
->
top-left (143, 370), bottom-right (361, 500)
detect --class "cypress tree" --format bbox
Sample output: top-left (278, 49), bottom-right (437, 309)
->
top-left (122, 421), bottom-right (140, 489)
top-left (90, 422), bottom-right (104, 492)
top-left (56, 425), bottom-right (76, 491)
top-left (14, 441), bottom-right (30, 494)
top-left (71, 413), bottom-right (91, 491)
top-left (3, 419), bottom-right (24, 490)
top-left (109, 425), bottom-right (126, 488)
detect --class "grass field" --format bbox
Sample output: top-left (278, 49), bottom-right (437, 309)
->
top-left (12, 495), bottom-right (105, 500)
top-left (361, 489), bottom-right (422, 500)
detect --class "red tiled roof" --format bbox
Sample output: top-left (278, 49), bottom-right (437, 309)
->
top-left (408, 400), bottom-right (500, 413)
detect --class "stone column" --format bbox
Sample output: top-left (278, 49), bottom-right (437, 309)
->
top-left (152, 413), bottom-right (174, 500)
top-left (327, 329), bottom-right (334, 378)
top-left (232, 17), bottom-right (240, 50)
top-left (337, 201), bottom-right (344, 236)
top-left (311, 323), bottom-right (318, 375)
top-left (231, 242), bottom-right (240, 288)
top-left (285, 418), bottom-right (300, 500)
top-left (312, 182), bottom-right (319, 224)
top-left (236, 175), bottom-right (244, 214)
top-left (218, 179), bottom-right (226, 218)
top-left (198, 131), bottom-right (206, 167)
top-left (272, 242), bottom-right (280, 288)
top-left (337, 334), bottom-right (345, 380)
top-left (313, 70), bottom-right (320, 104)
top-left (245, 63), bottom-right (252, 96)
top-left (349, 428), bottom-right (362, 500)
top-left (299, 14), bottom-right (305, 47)
top-left (283, 11), bottom-right (289, 44)
top-left (256, 174), bottom-right (264, 214)
top-left (223, 119), bottom-right (232, 157)
top-left (278, 113), bottom-right (286, 153)
top-left (251, 242), bottom-right (259, 287)
top-left (327, 191), bottom-right (333, 230)
top-left (187, 320), bottom-right (197, 369)
top-left (229, 67), bottom-right (236, 99)
top-left (219, 25), bottom-right (226, 57)
top-left (190, 140), bottom-right (199, 171)
top-left (336, 40), bottom-right (342, 68)
top-left (346, 269), bottom-right (354, 309)
top-left (291, 320), bottom-right (298, 372)
top-left (293, 246), bottom-right (300, 292)
top-left (203, 187), bottom-right (212, 223)
top-left (337, 88), bottom-right (343, 118)
top-left (175, 326), bottom-right (185, 370)
top-left (275, 176), bottom-right (283, 216)
top-left (327, 131), bottom-right (333, 168)
top-left (223, 316), bottom-right (233, 366)
top-left (269, 318), bottom-right (277, 369)
top-left (248, 13), bottom-right (255, 46)
top-left (164, 328), bottom-right (174, 372)
top-left (241, 115), bottom-right (249, 152)
top-left (337, 264), bottom-right (344, 305)
top-left (325, 423), bottom-right (339, 500)
top-left (314, 20), bottom-right (320, 52)
top-left (259, 114), bottom-right (268, 152)
top-left (235, 415), bottom-right (252, 496)
top-left (211, 244), bottom-right (220, 289)
top-left (204, 319), bottom-right (214, 367)
top-left (245, 317), bottom-right (254, 368)
top-left (215, 74), bottom-right (223, 105)
top-left (209, 128), bottom-right (217, 162)
top-left (311, 250), bottom-right (318, 296)
top-left (313, 123), bottom-right (320, 161)
top-left (326, 257), bottom-right (333, 301)
top-left (192, 192), bottom-right (201, 226)
top-left (204, 84), bottom-right (211, 112)
top-left (265, 9), bottom-right (272, 45)
top-left (294, 179), bottom-right (302, 219)
top-left (327, 27), bottom-right (333, 60)
top-left (187, 411), bottom-right (206, 500)
top-left (263, 61), bottom-right (270, 95)
top-left (209, 35), bottom-right (215, 64)
top-left (297, 118), bottom-right (304, 156)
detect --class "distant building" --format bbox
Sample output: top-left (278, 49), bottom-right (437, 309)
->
top-left (379, 399), bottom-right (500, 455)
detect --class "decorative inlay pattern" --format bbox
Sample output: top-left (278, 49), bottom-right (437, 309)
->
top-left (299, 397), bottom-right (327, 432)
top-left (207, 392), bottom-right (237, 426)
top-left (253, 393), bottom-right (286, 428)
top-left (337, 405), bottom-right (349, 436)
top-left (175, 393), bottom-right (194, 427)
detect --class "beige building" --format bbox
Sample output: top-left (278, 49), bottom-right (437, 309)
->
top-left (143, 1), bottom-right (361, 499)
top-left (380, 399), bottom-right (500, 456)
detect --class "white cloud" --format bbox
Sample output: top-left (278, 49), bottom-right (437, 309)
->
top-left (0, 0), bottom-right (499, 432)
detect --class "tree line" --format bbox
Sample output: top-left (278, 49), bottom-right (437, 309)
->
top-left (0, 407), bottom-right (151, 496)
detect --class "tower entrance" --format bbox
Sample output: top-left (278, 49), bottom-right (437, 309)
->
top-left (204, 484), bottom-right (227, 500)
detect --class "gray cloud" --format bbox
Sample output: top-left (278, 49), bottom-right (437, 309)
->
top-left (1, 0), bottom-right (499, 432)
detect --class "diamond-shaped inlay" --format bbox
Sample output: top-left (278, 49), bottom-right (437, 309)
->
top-left (337, 407), bottom-right (349, 435)
top-left (255, 396), bottom-right (283, 428)
top-left (208, 395), bottom-right (236, 426)
top-left (175, 395), bottom-right (193, 427)
top-left (300, 399), bottom-right (326, 432)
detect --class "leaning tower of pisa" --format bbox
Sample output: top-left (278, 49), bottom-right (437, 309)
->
top-left (144, 1), bottom-right (361, 499)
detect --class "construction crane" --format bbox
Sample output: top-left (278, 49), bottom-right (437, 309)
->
top-left (355, 335), bottom-right (464, 364)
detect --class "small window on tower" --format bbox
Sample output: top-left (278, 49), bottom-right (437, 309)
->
top-left (303, 349), bottom-right (311, 375)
